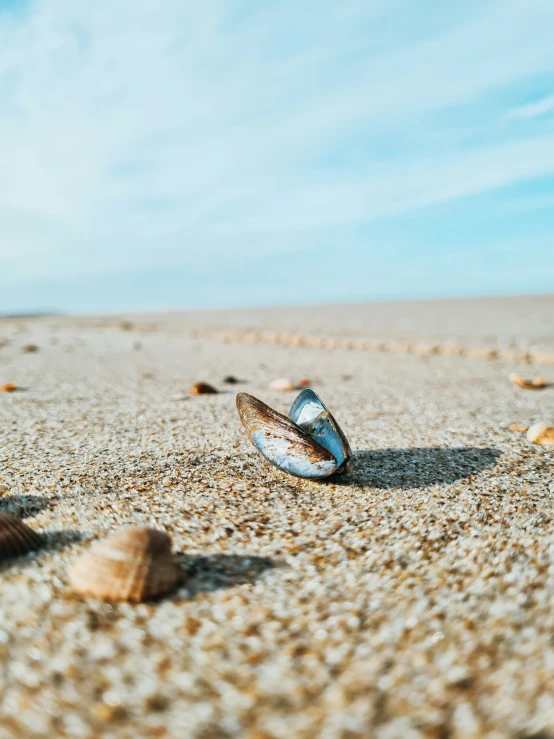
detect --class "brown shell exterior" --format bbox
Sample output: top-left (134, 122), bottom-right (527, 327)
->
top-left (236, 393), bottom-right (336, 466)
top-left (509, 373), bottom-right (548, 390)
top-left (0, 513), bottom-right (42, 559)
top-left (188, 382), bottom-right (218, 395)
top-left (69, 528), bottom-right (177, 602)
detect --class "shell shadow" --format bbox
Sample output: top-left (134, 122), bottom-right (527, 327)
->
top-left (334, 447), bottom-right (501, 489)
top-left (0, 495), bottom-right (52, 518)
top-left (175, 553), bottom-right (278, 596)
top-left (41, 529), bottom-right (84, 552)
top-left (0, 529), bottom-right (83, 573)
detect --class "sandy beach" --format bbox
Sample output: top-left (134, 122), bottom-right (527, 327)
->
top-left (0, 297), bottom-right (554, 738)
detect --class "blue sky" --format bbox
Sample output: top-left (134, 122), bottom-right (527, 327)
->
top-left (0, 0), bottom-right (553, 313)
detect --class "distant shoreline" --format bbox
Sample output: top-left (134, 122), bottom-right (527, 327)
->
top-left (2, 294), bottom-right (553, 355)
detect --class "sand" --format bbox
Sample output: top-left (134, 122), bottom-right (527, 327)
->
top-left (127, 294), bottom-right (554, 355)
top-left (0, 299), bottom-right (553, 738)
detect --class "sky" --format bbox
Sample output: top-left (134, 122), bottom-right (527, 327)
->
top-left (0, 0), bottom-right (553, 314)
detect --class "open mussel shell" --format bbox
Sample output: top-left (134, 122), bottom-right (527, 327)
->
top-left (236, 389), bottom-right (351, 479)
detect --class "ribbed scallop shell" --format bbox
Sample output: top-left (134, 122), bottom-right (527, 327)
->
top-left (69, 528), bottom-right (177, 602)
top-left (0, 512), bottom-right (42, 559)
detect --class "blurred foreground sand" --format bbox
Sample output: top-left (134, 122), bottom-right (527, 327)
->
top-left (0, 298), bottom-right (553, 738)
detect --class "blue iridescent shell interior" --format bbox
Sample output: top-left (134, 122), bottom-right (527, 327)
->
top-left (289, 389), bottom-right (349, 471)
top-left (238, 389), bottom-right (351, 480)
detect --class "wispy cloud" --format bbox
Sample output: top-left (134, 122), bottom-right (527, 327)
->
top-left (507, 94), bottom-right (554, 120)
top-left (1, 0), bottom-right (554, 308)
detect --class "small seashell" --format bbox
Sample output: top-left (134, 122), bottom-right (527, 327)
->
top-left (509, 424), bottom-right (528, 432)
top-left (223, 375), bottom-right (240, 384)
top-left (22, 344), bottom-right (39, 353)
top-left (188, 382), bottom-right (218, 395)
top-left (0, 513), bottom-right (42, 559)
top-left (532, 352), bottom-right (554, 365)
top-left (441, 341), bottom-right (463, 356)
top-left (500, 349), bottom-right (528, 363)
top-left (297, 378), bottom-right (311, 388)
top-left (527, 423), bottom-right (554, 446)
top-left (0, 383), bottom-right (17, 393)
top-left (69, 528), bottom-right (177, 602)
top-left (304, 336), bottom-right (322, 348)
top-left (465, 347), bottom-right (492, 359)
top-left (509, 373), bottom-right (548, 390)
top-left (268, 378), bottom-right (296, 391)
top-left (236, 388), bottom-right (352, 479)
